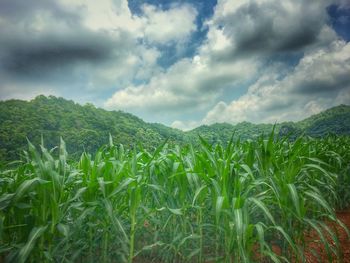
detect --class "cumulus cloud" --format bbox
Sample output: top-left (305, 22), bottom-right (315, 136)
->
top-left (141, 4), bottom-right (197, 44)
top-left (0, 31), bottom-right (118, 77)
top-left (0, 0), bottom-right (79, 22)
top-left (0, 0), bottom-right (349, 129)
top-left (171, 120), bottom-right (201, 131)
top-left (338, 0), bottom-right (350, 9)
top-left (0, 0), bottom-right (137, 98)
top-left (211, 0), bottom-right (336, 57)
top-left (0, 0), bottom-right (201, 106)
top-left (202, 40), bottom-right (350, 125)
top-left (0, 82), bottom-right (59, 101)
top-left (105, 53), bottom-right (258, 120)
top-left (104, 0), bottom-right (347, 125)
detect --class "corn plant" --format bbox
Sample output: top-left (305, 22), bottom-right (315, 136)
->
top-left (0, 133), bottom-right (349, 262)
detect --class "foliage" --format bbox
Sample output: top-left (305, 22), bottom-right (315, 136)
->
top-left (0, 134), bottom-right (350, 262)
top-left (0, 95), bottom-right (186, 162)
top-left (0, 95), bottom-right (349, 162)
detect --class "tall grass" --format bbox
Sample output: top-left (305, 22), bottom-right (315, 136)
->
top-left (0, 133), bottom-right (350, 262)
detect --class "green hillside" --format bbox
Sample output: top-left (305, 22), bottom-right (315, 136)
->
top-left (300, 104), bottom-right (350, 136)
top-left (187, 104), bottom-right (350, 144)
top-left (0, 95), bottom-right (185, 161)
top-left (186, 122), bottom-right (275, 145)
top-left (0, 95), bottom-right (349, 161)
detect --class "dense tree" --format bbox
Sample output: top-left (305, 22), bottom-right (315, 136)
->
top-left (0, 95), bottom-right (349, 162)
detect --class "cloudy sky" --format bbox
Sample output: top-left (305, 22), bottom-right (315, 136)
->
top-left (0, 0), bottom-right (349, 130)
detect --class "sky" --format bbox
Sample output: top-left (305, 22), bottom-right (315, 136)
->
top-left (0, 0), bottom-right (349, 130)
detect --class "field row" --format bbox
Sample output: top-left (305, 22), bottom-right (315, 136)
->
top-left (1, 134), bottom-right (350, 262)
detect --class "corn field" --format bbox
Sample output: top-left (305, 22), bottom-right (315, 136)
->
top-left (1, 133), bottom-right (350, 262)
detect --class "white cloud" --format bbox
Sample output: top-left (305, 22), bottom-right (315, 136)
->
top-left (171, 120), bottom-right (201, 131)
top-left (104, 0), bottom-right (346, 124)
top-left (59, 0), bottom-right (143, 34)
top-left (211, 0), bottom-right (335, 55)
top-left (141, 4), bottom-right (197, 44)
top-left (103, 0), bottom-right (262, 120)
top-left (0, 83), bottom-right (59, 101)
top-left (202, 40), bottom-right (350, 125)
top-left (338, 0), bottom-right (350, 9)
top-left (105, 53), bottom-right (258, 119)
top-left (59, 0), bottom-right (198, 44)
top-left (1, 0), bottom-right (189, 102)
top-left (1, 0), bottom-right (349, 130)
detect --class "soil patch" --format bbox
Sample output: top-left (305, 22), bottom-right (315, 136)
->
top-left (303, 209), bottom-right (350, 263)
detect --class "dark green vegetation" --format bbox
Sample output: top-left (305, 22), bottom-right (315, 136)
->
top-left (1, 95), bottom-right (350, 162)
top-left (1, 96), bottom-right (350, 262)
top-left (0, 96), bottom-right (184, 161)
top-left (1, 134), bottom-right (350, 262)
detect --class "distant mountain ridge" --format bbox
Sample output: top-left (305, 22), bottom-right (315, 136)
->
top-left (299, 104), bottom-right (350, 136)
top-left (0, 95), bottom-right (349, 161)
top-left (188, 104), bottom-right (350, 143)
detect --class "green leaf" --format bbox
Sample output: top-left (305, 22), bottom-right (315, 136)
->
top-left (18, 226), bottom-right (48, 263)
top-left (168, 207), bottom-right (183, 215)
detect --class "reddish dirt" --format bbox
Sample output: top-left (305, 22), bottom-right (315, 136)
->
top-left (252, 209), bottom-right (350, 263)
top-left (303, 209), bottom-right (350, 263)
top-left (134, 210), bottom-right (350, 262)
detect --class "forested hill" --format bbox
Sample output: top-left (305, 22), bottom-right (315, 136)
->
top-left (0, 95), bottom-right (349, 161)
top-left (0, 95), bottom-right (185, 160)
top-left (298, 104), bottom-right (350, 136)
top-left (188, 104), bottom-right (350, 144)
